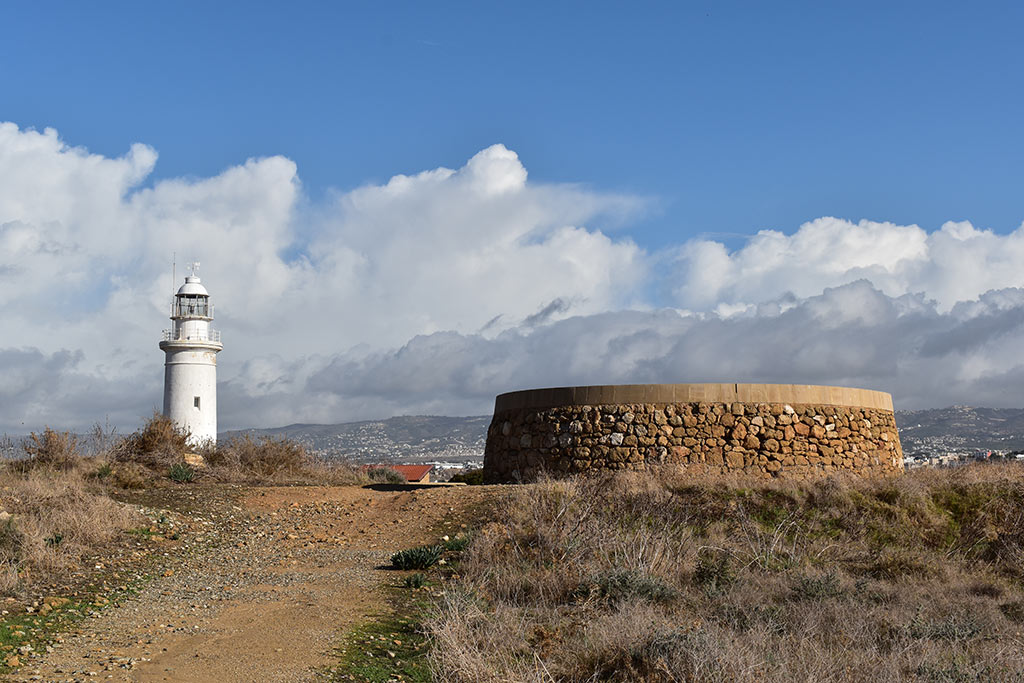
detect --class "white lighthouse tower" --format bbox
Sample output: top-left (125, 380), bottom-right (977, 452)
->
top-left (159, 263), bottom-right (223, 445)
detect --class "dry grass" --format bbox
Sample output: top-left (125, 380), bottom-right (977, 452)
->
top-left (0, 415), bottom-right (365, 597)
top-left (429, 465), bottom-right (1024, 682)
top-left (206, 434), bottom-right (307, 478)
top-left (0, 437), bottom-right (140, 595)
top-left (204, 434), bottom-right (365, 485)
top-left (106, 415), bottom-right (365, 486)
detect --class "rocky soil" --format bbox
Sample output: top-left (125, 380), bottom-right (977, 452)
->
top-left (2, 483), bottom-right (497, 682)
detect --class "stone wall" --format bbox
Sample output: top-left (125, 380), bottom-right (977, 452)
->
top-left (483, 384), bottom-right (903, 483)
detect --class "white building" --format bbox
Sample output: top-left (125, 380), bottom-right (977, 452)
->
top-left (159, 268), bottom-right (223, 445)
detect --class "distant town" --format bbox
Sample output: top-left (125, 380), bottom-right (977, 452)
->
top-left (219, 415), bottom-right (489, 481)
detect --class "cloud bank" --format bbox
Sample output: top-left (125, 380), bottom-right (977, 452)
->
top-left (2, 121), bottom-right (1023, 432)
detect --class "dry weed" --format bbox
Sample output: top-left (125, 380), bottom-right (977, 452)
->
top-left (0, 467), bottom-right (139, 593)
top-left (20, 427), bottom-right (80, 471)
top-left (115, 411), bottom-right (190, 469)
top-left (430, 465), bottom-right (1024, 682)
top-left (205, 434), bottom-right (365, 485)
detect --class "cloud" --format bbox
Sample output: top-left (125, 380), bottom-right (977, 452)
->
top-left (671, 217), bottom-right (1024, 312)
top-left (299, 282), bottom-right (1024, 420)
top-left (0, 125), bottom-right (646, 431)
top-left (3, 121), bottom-right (1024, 433)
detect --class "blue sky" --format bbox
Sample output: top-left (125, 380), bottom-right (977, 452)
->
top-left (3, 2), bottom-right (1024, 430)
top-left (5, 2), bottom-right (1023, 248)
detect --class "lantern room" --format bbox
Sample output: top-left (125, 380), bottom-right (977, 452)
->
top-left (171, 276), bottom-right (213, 319)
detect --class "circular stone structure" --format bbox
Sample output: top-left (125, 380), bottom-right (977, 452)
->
top-left (483, 384), bottom-right (903, 483)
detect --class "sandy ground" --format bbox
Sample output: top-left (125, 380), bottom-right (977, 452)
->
top-left (6, 484), bottom-right (497, 683)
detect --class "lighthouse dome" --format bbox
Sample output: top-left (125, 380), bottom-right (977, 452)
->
top-left (176, 275), bottom-right (209, 296)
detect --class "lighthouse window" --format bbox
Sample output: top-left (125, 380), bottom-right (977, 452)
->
top-left (194, 396), bottom-right (201, 409)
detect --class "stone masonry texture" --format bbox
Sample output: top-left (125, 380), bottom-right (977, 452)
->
top-left (483, 384), bottom-right (904, 483)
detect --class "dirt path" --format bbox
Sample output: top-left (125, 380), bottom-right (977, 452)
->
top-left (8, 484), bottom-right (497, 683)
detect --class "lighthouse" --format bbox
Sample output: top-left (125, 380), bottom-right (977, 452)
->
top-left (159, 263), bottom-right (223, 445)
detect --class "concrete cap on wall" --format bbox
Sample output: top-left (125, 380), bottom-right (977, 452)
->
top-left (493, 383), bottom-right (895, 413)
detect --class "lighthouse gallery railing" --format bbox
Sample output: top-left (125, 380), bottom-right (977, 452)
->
top-left (161, 329), bottom-right (222, 343)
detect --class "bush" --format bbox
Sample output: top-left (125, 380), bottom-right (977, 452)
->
top-left (790, 572), bottom-right (843, 601)
top-left (593, 569), bottom-right (677, 606)
top-left (116, 412), bottom-right (190, 469)
top-left (206, 435), bottom-right (309, 479)
top-left (908, 611), bottom-right (983, 642)
top-left (442, 534), bottom-right (471, 551)
top-left (449, 468), bottom-right (485, 485)
top-left (391, 545), bottom-right (443, 570)
top-left (21, 428), bottom-right (80, 470)
top-left (404, 573), bottom-right (427, 589)
top-left (168, 462), bottom-right (196, 483)
top-left (366, 466), bottom-right (407, 484)
top-left (110, 462), bottom-right (151, 489)
top-left (693, 548), bottom-right (736, 596)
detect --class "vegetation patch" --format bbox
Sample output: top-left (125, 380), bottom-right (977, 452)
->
top-left (428, 466), bottom-right (1024, 681)
top-left (441, 533), bottom-right (470, 552)
top-left (591, 569), bottom-right (677, 606)
top-left (168, 462), bottom-right (196, 483)
top-left (448, 468), bottom-right (484, 485)
top-left (403, 573), bottom-right (427, 589)
top-left (326, 608), bottom-right (430, 682)
top-left (391, 545), bottom-right (443, 571)
top-left (365, 466), bottom-right (407, 485)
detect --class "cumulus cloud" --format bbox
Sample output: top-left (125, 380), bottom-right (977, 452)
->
top-left (2, 121), bottom-right (1024, 433)
top-left (671, 217), bottom-right (1024, 313)
top-left (0, 124), bottom-right (645, 431)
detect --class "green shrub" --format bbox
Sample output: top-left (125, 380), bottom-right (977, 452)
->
top-left (594, 569), bottom-right (677, 605)
top-left (449, 468), bottom-right (485, 485)
top-left (391, 544), bottom-right (443, 570)
top-left (442, 534), bottom-right (471, 551)
top-left (93, 463), bottom-right (113, 480)
top-left (367, 466), bottom-right (407, 484)
top-left (168, 462), bottom-right (196, 483)
top-left (908, 611), bottom-right (983, 642)
top-left (693, 548), bottom-right (736, 596)
top-left (404, 573), bottom-right (427, 588)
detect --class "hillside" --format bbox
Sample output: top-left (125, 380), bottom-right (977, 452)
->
top-left (220, 415), bottom-right (490, 463)
top-left (895, 405), bottom-right (1024, 453)
top-left (218, 406), bottom-right (1024, 464)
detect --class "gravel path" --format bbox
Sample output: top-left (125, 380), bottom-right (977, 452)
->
top-left (5, 484), bottom-right (497, 683)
